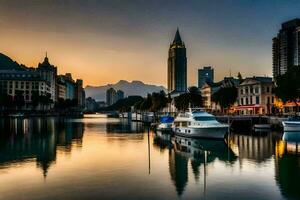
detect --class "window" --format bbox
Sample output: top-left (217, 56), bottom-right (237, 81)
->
top-left (240, 89), bottom-right (244, 95)
top-left (241, 98), bottom-right (244, 105)
top-left (266, 87), bottom-right (270, 93)
top-left (246, 98), bottom-right (249, 105)
top-left (255, 87), bottom-right (259, 93)
top-left (245, 88), bottom-right (249, 94)
top-left (267, 97), bottom-right (270, 104)
top-left (250, 96), bottom-right (253, 104)
top-left (194, 116), bottom-right (216, 121)
top-left (256, 96), bottom-right (260, 104)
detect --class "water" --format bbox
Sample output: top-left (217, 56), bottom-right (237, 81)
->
top-left (0, 114), bottom-right (299, 200)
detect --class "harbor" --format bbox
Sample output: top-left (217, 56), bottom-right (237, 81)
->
top-left (0, 114), bottom-right (299, 200)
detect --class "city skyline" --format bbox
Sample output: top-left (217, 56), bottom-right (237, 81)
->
top-left (1, 0), bottom-right (300, 87)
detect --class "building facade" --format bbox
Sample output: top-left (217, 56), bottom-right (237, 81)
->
top-left (116, 90), bottom-right (125, 101)
top-left (273, 19), bottom-right (300, 79)
top-left (198, 66), bottom-right (214, 88)
top-left (106, 87), bottom-right (117, 106)
top-left (201, 77), bottom-right (239, 111)
top-left (0, 53), bottom-right (85, 110)
top-left (235, 77), bottom-right (274, 115)
top-left (0, 70), bottom-right (50, 106)
top-left (37, 55), bottom-right (57, 101)
top-left (167, 29), bottom-right (187, 93)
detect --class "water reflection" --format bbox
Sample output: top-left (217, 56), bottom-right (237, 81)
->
top-left (275, 132), bottom-right (300, 200)
top-left (0, 118), bottom-right (84, 177)
top-left (1, 116), bottom-right (300, 200)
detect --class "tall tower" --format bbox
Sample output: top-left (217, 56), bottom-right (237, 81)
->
top-left (273, 18), bottom-right (300, 79)
top-left (168, 28), bottom-right (187, 93)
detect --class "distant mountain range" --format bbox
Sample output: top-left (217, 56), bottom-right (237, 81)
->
top-left (85, 80), bottom-right (167, 101)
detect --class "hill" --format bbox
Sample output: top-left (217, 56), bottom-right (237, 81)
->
top-left (85, 80), bottom-right (167, 101)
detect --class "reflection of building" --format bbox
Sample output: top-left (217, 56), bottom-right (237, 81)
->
top-left (273, 19), bottom-right (300, 79)
top-left (0, 118), bottom-right (84, 177)
top-left (168, 29), bottom-right (187, 94)
top-left (106, 87), bottom-right (117, 106)
top-left (168, 149), bottom-right (188, 196)
top-left (169, 136), bottom-right (237, 197)
top-left (235, 77), bottom-right (274, 115)
top-left (198, 66), bottom-right (214, 88)
top-left (229, 134), bottom-right (275, 163)
top-left (275, 139), bottom-right (300, 199)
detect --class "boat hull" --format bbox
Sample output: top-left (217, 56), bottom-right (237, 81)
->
top-left (282, 121), bottom-right (300, 132)
top-left (173, 127), bottom-right (228, 140)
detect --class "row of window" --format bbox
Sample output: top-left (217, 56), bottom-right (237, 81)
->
top-left (240, 86), bottom-right (272, 95)
top-left (240, 96), bottom-right (274, 105)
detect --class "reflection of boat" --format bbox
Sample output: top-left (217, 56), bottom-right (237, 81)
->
top-left (282, 116), bottom-right (300, 132)
top-left (172, 135), bottom-right (237, 163)
top-left (157, 116), bottom-right (174, 132)
top-left (282, 131), bottom-right (300, 143)
top-left (173, 108), bottom-right (228, 139)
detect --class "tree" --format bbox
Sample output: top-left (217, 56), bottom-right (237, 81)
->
top-left (150, 91), bottom-right (168, 112)
top-left (275, 66), bottom-right (300, 113)
top-left (212, 86), bottom-right (238, 113)
top-left (174, 86), bottom-right (203, 111)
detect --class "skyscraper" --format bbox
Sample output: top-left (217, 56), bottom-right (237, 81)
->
top-left (198, 66), bottom-right (214, 88)
top-left (168, 29), bottom-right (187, 93)
top-left (106, 87), bottom-right (117, 106)
top-left (273, 18), bottom-right (300, 79)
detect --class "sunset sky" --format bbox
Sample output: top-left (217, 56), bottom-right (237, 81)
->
top-left (1, 0), bottom-right (300, 87)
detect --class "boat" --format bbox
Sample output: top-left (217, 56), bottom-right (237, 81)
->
top-left (156, 116), bottom-right (174, 133)
top-left (173, 108), bottom-right (229, 139)
top-left (282, 116), bottom-right (300, 132)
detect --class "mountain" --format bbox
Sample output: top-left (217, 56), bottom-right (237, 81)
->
top-left (0, 53), bottom-right (27, 71)
top-left (85, 80), bottom-right (167, 101)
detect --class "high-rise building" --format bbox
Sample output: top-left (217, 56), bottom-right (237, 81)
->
top-left (106, 87), bottom-right (117, 106)
top-left (273, 18), bottom-right (300, 79)
top-left (116, 90), bottom-right (125, 101)
top-left (198, 66), bottom-right (214, 88)
top-left (167, 28), bottom-right (187, 93)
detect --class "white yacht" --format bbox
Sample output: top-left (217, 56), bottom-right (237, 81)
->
top-left (282, 116), bottom-right (300, 132)
top-left (173, 108), bottom-right (229, 139)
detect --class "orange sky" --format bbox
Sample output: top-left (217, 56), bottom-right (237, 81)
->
top-left (1, 0), bottom-right (292, 87)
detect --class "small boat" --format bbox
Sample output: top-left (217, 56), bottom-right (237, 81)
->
top-left (173, 108), bottom-right (229, 139)
top-left (156, 116), bottom-right (174, 132)
top-left (282, 116), bottom-right (300, 132)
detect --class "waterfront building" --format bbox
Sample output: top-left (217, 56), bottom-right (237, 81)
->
top-left (106, 87), bottom-right (117, 106)
top-left (200, 77), bottom-right (239, 111)
top-left (167, 29), bottom-right (187, 94)
top-left (56, 75), bottom-right (66, 100)
top-left (198, 66), bottom-right (214, 88)
top-left (0, 70), bottom-right (50, 107)
top-left (273, 19), bottom-right (300, 79)
top-left (0, 53), bottom-right (85, 110)
top-left (116, 90), bottom-right (125, 101)
top-left (37, 54), bottom-right (57, 101)
top-left (235, 77), bottom-right (274, 115)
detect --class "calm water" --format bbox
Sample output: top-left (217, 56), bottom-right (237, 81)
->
top-left (0, 114), bottom-right (299, 200)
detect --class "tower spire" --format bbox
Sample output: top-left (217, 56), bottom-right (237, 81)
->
top-left (172, 28), bottom-right (183, 45)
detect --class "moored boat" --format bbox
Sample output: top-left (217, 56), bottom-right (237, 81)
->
top-left (173, 108), bottom-right (229, 140)
top-left (156, 116), bottom-right (174, 132)
top-left (282, 116), bottom-right (300, 132)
